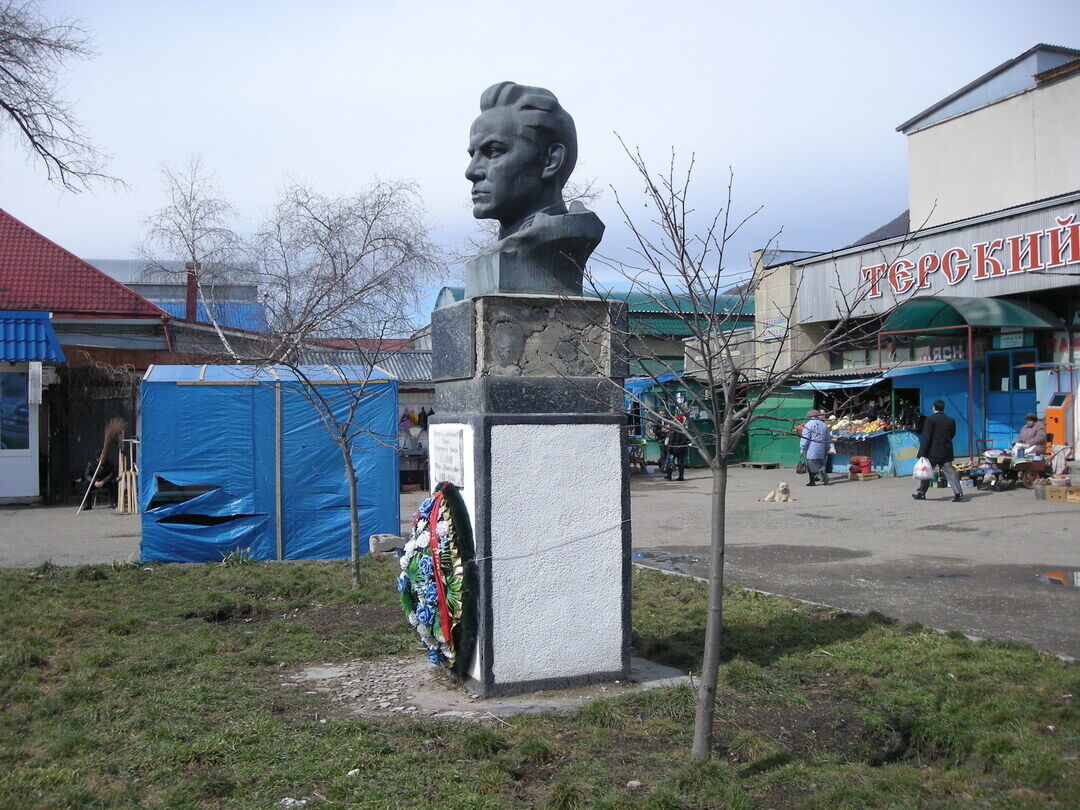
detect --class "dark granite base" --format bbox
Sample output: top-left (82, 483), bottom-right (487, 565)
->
top-left (434, 376), bottom-right (622, 414)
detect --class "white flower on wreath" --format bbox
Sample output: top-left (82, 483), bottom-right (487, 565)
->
top-left (436, 521), bottom-right (449, 538)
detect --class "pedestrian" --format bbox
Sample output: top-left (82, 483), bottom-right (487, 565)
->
top-left (649, 419), bottom-right (668, 474)
top-left (912, 400), bottom-right (964, 502)
top-left (799, 409), bottom-right (830, 486)
top-left (665, 416), bottom-right (690, 481)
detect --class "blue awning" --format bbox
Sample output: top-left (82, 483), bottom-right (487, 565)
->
top-left (624, 372), bottom-right (678, 396)
top-left (0, 311), bottom-right (65, 362)
top-left (884, 361), bottom-right (969, 379)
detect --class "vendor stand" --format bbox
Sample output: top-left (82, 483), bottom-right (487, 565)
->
top-left (824, 415), bottom-right (921, 478)
top-left (971, 451), bottom-right (1048, 490)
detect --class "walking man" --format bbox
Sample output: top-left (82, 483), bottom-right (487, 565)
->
top-left (664, 415), bottom-right (690, 481)
top-left (799, 409), bottom-right (830, 486)
top-left (913, 400), bottom-right (964, 503)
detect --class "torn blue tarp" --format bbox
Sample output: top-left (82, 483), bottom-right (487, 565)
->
top-left (139, 365), bottom-right (398, 563)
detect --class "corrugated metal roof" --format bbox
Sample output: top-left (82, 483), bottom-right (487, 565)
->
top-left (143, 364), bottom-right (392, 383)
top-left (0, 311), bottom-right (65, 362)
top-left (296, 349), bottom-right (432, 383)
top-left (374, 351), bottom-right (432, 383)
top-left (0, 209), bottom-right (167, 319)
top-left (629, 312), bottom-right (753, 337)
top-left (153, 301), bottom-right (268, 332)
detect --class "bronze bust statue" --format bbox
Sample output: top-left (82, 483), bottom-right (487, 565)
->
top-left (464, 82), bottom-right (604, 298)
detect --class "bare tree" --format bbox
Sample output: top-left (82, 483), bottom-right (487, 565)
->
top-left (141, 157), bottom-right (243, 281)
top-left (144, 174), bottom-right (441, 585)
top-left (244, 180), bottom-right (441, 586)
top-left (0, 0), bottom-right (111, 189)
top-left (570, 143), bottom-right (918, 762)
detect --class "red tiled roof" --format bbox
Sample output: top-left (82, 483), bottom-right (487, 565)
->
top-left (0, 209), bottom-right (166, 319)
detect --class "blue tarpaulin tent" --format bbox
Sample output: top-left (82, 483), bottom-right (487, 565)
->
top-left (139, 365), bottom-right (398, 563)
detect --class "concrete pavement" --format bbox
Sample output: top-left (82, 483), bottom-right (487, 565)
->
top-left (629, 466), bottom-right (1080, 658)
top-left (0, 504), bottom-right (140, 568)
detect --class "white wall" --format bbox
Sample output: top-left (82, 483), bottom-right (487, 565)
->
top-left (908, 73), bottom-right (1080, 228)
top-left (488, 422), bottom-right (624, 683)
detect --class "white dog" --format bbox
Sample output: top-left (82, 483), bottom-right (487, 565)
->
top-left (761, 481), bottom-right (792, 503)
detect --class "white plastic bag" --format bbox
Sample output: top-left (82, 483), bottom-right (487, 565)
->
top-left (913, 457), bottom-right (933, 480)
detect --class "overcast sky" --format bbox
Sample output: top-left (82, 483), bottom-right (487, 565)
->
top-left (4, 0), bottom-right (1080, 295)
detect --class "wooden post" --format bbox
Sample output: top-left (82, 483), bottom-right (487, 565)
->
top-left (275, 382), bottom-right (283, 561)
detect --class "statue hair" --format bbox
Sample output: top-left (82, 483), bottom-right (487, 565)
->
top-left (479, 82), bottom-right (577, 185)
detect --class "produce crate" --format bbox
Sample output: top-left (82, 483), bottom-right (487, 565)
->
top-left (847, 472), bottom-right (880, 481)
top-left (1044, 486), bottom-right (1080, 503)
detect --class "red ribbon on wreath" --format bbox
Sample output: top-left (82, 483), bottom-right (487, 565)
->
top-left (427, 490), bottom-right (453, 646)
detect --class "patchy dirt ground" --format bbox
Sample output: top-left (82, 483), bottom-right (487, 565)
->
top-left (183, 600), bottom-right (402, 633)
top-left (281, 655), bottom-right (691, 722)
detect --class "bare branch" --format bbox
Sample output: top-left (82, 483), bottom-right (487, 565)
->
top-left (0, 0), bottom-right (117, 189)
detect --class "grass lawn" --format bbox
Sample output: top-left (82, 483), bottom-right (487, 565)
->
top-left (0, 556), bottom-right (1076, 809)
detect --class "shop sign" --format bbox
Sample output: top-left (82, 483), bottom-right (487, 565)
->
top-left (758, 317), bottom-right (788, 341)
top-left (915, 342), bottom-right (967, 362)
top-left (797, 199), bottom-right (1080, 324)
top-left (997, 332), bottom-right (1025, 349)
top-left (860, 214), bottom-right (1080, 299)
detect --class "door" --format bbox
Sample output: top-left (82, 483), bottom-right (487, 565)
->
top-left (984, 349), bottom-right (1037, 450)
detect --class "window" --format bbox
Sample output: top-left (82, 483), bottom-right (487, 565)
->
top-left (1011, 350), bottom-right (1036, 392)
top-left (0, 372), bottom-right (30, 450)
top-left (987, 353), bottom-right (1010, 392)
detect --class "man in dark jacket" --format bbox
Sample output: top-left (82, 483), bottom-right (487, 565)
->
top-left (665, 416), bottom-right (690, 481)
top-left (913, 400), bottom-right (964, 502)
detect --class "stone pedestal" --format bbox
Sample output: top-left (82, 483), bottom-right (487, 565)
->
top-left (429, 294), bottom-right (630, 697)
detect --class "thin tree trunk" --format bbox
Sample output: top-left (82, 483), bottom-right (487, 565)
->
top-left (692, 457), bottom-right (728, 762)
top-left (342, 446), bottom-right (361, 589)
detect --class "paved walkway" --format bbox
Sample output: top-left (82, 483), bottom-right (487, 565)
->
top-left (629, 466), bottom-right (1080, 658)
top-left (0, 504), bottom-right (140, 568)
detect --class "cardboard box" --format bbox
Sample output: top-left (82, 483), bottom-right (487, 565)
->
top-left (1045, 487), bottom-right (1068, 502)
top-left (1067, 487), bottom-right (1080, 504)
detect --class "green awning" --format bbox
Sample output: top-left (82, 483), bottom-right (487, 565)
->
top-left (880, 296), bottom-right (1063, 334)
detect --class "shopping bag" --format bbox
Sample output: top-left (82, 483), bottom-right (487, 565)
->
top-left (912, 457), bottom-right (933, 480)
top-left (795, 459), bottom-right (808, 475)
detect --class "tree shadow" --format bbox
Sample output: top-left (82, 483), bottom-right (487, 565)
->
top-left (632, 606), bottom-right (894, 672)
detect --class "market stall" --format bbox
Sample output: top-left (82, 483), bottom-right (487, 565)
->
top-left (791, 376), bottom-right (922, 477)
top-left (624, 373), bottom-right (742, 468)
top-left (824, 415), bottom-right (921, 478)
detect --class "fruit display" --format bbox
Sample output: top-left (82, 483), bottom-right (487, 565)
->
top-left (827, 416), bottom-right (892, 439)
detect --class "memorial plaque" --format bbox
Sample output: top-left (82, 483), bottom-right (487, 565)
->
top-left (430, 428), bottom-right (465, 487)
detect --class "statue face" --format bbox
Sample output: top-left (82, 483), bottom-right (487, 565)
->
top-left (466, 107), bottom-right (552, 231)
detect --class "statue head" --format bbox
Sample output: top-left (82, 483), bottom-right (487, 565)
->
top-left (466, 82), bottom-right (578, 237)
